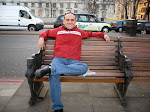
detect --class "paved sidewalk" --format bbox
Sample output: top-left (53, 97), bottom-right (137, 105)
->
top-left (0, 83), bottom-right (21, 112)
top-left (1, 78), bottom-right (150, 112)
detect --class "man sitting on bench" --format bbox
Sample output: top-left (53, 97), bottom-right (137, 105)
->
top-left (35, 11), bottom-right (110, 112)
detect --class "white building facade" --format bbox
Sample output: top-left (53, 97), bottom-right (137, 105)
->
top-left (0, 0), bottom-right (115, 23)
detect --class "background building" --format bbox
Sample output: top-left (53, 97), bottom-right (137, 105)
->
top-left (0, 0), bottom-right (115, 24)
top-left (115, 0), bottom-right (150, 21)
top-left (115, 0), bottom-right (138, 19)
top-left (136, 0), bottom-right (150, 20)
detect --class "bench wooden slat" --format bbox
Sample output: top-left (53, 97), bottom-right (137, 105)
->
top-left (120, 37), bottom-right (150, 42)
top-left (45, 41), bottom-right (118, 46)
top-left (130, 58), bottom-right (150, 63)
top-left (45, 46), bottom-right (54, 50)
top-left (88, 66), bottom-right (119, 70)
top-left (61, 71), bottom-right (124, 77)
top-left (81, 61), bottom-right (118, 66)
top-left (43, 51), bottom-right (54, 55)
top-left (81, 41), bottom-right (118, 46)
top-left (33, 77), bottom-right (124, 83)
top-left (43, 61), bottom-right (118, 66)
top-left (93, 70), bottom-right (123, 73)
top-left (132, 63), bottom-right (150, 67)
top-left (80, 57), bottom-right (116, 61)
top-left (132, 67), bottom-right (150, 71)
top-left (44, 46), bottom-right (118, 52)
top-left (132, 71), bottom-right (150, 77)
top-left (132, 78), bottom-right (150, 82)
top-left (81, 46), bottom-right (118, 51)
top-left (60, 78), bottom-right (124, 83)
top-left (43, 70), bottom-right (124, 77)
top-left (46, 36), bottom-right (118, 41)
top-left (123, 53), bottom-right (150, 58)
top-left (45, 40), bottom-right (55, 45)
top-left (43, 51), bottom-right (117, 57)
top-left (122, 48), bottom-right (150, 53)
top-left (82, 37), bottom-right (118, 41)
top-left (43, 56), bottom-right (116, 61)
top-left (81, 52), bottom-right (117, 56)
top-left (43, 56), bottom-right (53, 60)
top-left (89, 72), bottom-right (124, 77)
top-left (121, 42), bottom-right (150, 47)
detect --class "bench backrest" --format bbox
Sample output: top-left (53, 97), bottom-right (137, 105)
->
top-left (42, 37), bottom-right (119, 72)
top-left (119, 37), bottom-right (150, 77)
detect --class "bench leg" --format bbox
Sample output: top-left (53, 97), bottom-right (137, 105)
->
top-left (114, 77), bottom-right (132, 107)
top-left (27, 76), bottom-right (44, 106)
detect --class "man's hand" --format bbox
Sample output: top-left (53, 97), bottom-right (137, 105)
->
top-left (104, 35), bottom-right (110, 42)
top-left (38, 37), bottom-right (45, 50)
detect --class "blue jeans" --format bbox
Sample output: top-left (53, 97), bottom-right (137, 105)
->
top-left (49, 57), bottom-right (88, 110)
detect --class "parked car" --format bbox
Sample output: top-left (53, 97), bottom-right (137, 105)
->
top-left (54, 14), bottom-right (111, 33)
top-left (137, 22), bottom-right (150, 34)
top-left (111, 20), bottom-right (127, 32)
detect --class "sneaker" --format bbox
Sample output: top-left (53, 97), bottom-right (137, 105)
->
top-left (54, 109), bottom-right (63, 112)
top-left (35, 65), bottom-right (51, 79)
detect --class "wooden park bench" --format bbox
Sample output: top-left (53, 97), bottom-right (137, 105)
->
top-left (25, 36), bottom-right (150, 108)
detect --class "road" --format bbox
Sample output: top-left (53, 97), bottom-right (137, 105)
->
top-left (0, 34), bottom-right (39, 80)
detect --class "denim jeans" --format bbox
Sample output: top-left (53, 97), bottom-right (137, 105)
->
top-left (49, 57), bottom-right (88, 110)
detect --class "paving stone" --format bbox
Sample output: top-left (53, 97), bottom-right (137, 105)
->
top-left (61, 93), bottom-right (93, 112)
top-left (92, 98), bottom-right (124, 112)
top-left (2, 94), bottom-right (50, 112)
top-left (127, 82), bottom-right (150, 97)
top-left (61, 82), bottom-right (89, 93)
top-left (0, 89), bottom-right (17, 96)
top-left (126, 98), bottom-right (150, 112)
top-left (0, 96), bottom-right (11, 112)
top-left (88, 83), bottom-right (118, 98)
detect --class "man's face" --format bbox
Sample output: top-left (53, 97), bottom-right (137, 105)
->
top-left (63, 13), bottom-right (76, 30)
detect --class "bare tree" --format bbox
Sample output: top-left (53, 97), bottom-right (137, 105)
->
top-left (49, 0), bottom-right (58, 18)
top-left (131, 0), bottom-right (140, 19)
top-left (116, 0), bottom-right (130, 19)
top-left (143, 0), bottom-right (150, 21)
top-left (82, 0), bottom-right (99, 15)
top-left (116, 0), bottom-right (140, 19)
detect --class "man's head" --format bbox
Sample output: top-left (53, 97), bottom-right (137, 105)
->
top-left (63, 12), bottom-right (76, 30)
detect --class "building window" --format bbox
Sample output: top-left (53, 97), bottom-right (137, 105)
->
top-left (60, 10), bottom-right (64, 14)
top-left (60, 3), bottom-right (64, 8)
top-left (24, 2), bottom-right (28, 7)
top-left (46, 9), bottom-right (49, 17)
top-left (17, 3), bottom-right (20, 6)
top-left (46, 3), bottom-right (49, 8)
top-left (53, 10), bottom-right (56, 17)
top-left (74, 10), bottom-right (78, 14)
top-left (31, 3), bottom-right (35, 7)
top-left (39, 3), bottom-right (42, 8)
top-left (2, 2), bottom-right (6, 5)
top-left (67, 3), bottom-right (71, 8)
top-left (38, 9), bottom-right (42, 17)
top-left (74, 3), bottom-right (78, 8)
top-left (53, 3), bottom-right (56, 8)
top-left (31, 9), bottom-right (35, 15)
